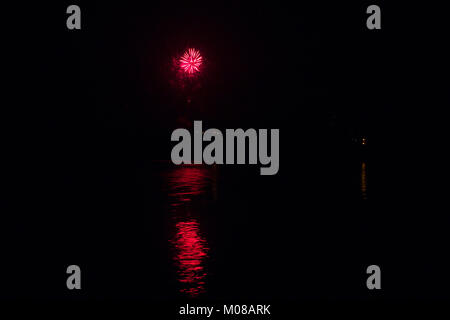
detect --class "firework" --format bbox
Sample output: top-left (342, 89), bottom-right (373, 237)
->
top-left (179, 48), bottom-right (203, 74)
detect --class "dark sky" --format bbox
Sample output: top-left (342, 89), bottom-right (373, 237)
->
top-left (2, 0), bottom-right (448, 309)
top-left (28, 1), bottom-right (393, 134)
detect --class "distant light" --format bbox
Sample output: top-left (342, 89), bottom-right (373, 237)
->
top-left (179, 48), bottom-right (203, 74)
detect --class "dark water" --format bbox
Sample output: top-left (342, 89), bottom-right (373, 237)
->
top-left (165, 166), bottom-right (216, 297)
top-left (2, 143), bottom-right (373, 301)
top-left (159, 160), bottom-right (370, 300)
top-left (3, 152), bottom-right (449, 302)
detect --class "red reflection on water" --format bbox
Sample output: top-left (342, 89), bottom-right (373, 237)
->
top-left (167, 166), bottom-right (211, 203)
top-left (172, 219), bottom-right (209, 297)
top-left (166, 166), bottom-right (214, 298)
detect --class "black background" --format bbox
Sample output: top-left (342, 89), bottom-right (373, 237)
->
top-left (2, 0), bottom-right (449, 316)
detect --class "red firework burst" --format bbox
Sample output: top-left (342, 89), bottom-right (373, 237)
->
top-left (179, 48), bottom-right (203, 74)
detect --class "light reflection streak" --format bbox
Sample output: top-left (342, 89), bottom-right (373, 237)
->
top-left (166, 166), bottom-right (215, 298)
top-left (361, 161), bottom-right (368, 200)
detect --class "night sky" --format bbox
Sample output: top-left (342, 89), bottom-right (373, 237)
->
top-left (2, 0), bottom-right (448, 316)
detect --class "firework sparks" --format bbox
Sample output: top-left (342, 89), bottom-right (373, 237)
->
top-left (179, 48), bottom-right (203, 74)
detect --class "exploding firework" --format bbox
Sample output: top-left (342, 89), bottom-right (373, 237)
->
top-left (179, 48), bottom-right (203, 74)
